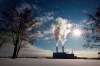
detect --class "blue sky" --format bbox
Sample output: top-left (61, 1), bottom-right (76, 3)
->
top-left (0, 0), bottom-right (100, 52)
top-left (31, 0), bottom-right (100, 52)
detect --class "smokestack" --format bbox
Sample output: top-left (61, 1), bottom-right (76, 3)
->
top-left (56, 46), bottom-right (58, 52)
top-left (62, 46), bottom-right (64, 52)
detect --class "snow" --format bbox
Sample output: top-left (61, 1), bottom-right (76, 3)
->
top-left (0, 58), bottom-right (100, 66)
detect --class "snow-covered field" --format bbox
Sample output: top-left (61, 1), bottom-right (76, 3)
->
top-left (0, 58), bottom-right (100, 66)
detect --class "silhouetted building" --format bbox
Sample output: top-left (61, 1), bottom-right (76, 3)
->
top-left (98, 52), bottom-right (100, 58)
top-left (53, 52), bottom-right (75, 59)
top-left (98, 52), bottom-right (100, 54)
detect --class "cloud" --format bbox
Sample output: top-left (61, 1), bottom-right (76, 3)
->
top-left (17, 3), bottom-right (32, 14)
top-left (76, 19), bottom-right (89, 28)
top-left (34, 11), bottom-right (55, 22)
top-left (28, 11), bottom-right (55, 38)
top-left (27, 11), bottom-right (55, 32)
top-left (80, 19), bottom-right (94, 27)
top-left (33, 4), bottom-right (38, 10)
top-left (82, 19), bottom-right (87, 23)
top-left (83, 10), bottom-right (88, 13)
top-left (30, 29), bottom-right (54, 40)
top-left (43, 29), bottom-right (53, 35)
top-left (20, 4), bottom-right (55, 38)
top-left (26, 21), bottom-right (42, 31)
top-left (43, 36), bottom-right (54, 40)
top-left (45, 11), bottom-right (55, 17)
top-left (32, 4), bottom-right (41, 13)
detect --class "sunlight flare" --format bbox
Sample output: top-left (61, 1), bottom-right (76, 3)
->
top-left (73, 28), bottom-right (82, 37)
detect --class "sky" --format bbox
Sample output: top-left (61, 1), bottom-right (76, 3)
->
top-left (0, 0), bottom-right (100, 58)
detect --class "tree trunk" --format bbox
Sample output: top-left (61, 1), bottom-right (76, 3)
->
top-left (12, 43), bottom-right (18, 59)
top-left (12, 39), bottom-right (19, 59)
top-left (16, 45), bottom-right (21, 58)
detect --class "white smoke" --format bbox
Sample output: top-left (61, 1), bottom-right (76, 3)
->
top-left (52, 17), bottom-right (72, 46)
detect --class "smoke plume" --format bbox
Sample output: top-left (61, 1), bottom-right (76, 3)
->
top-left (52, 17), bottom-right (72, 46)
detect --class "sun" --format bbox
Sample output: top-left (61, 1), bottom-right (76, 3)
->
top-left (73, 29), bottom-right (82, 37)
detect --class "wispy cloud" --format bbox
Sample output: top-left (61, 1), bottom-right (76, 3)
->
top-left (17, 3), bottom-right (54, 23)
top-left (43, 36), bottom-right (54, 40)
top-left (82, 19), bottom-right (87, 23)
top-left (80, 19), bottom-right (94, 26)
top-left (83, 10), bottom-right (88, 13)
top-left (32, 4), bottom-right (41, 13)
top-left (17, 3), bottom-right (32, 14)
top-left (34, 11), bottom-right (55, 22)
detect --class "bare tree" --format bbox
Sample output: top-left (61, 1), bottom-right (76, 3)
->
top-left (83, 7), bottom-right (100, 49)
top-left (0, 4), bottom-right (42, 59)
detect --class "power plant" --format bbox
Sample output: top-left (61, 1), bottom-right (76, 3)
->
top-left (52, 17), bottom-right (75, 59)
